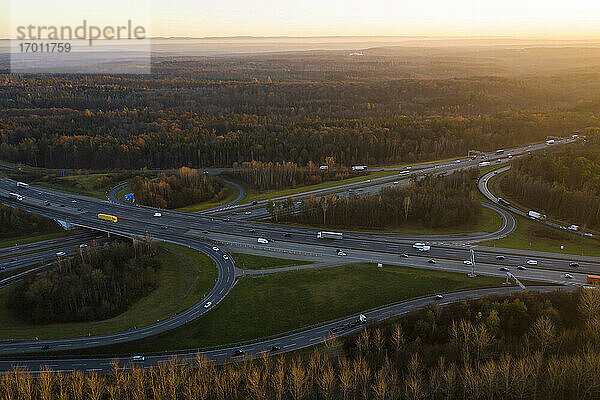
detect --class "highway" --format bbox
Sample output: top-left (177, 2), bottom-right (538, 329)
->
top-left (0, 285), bottom-right (571, 374)
top-left (0, 137), bottom-right (592, 371)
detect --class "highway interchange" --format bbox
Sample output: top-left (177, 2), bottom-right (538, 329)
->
top-left (0, 136), bottom-right (594, 373)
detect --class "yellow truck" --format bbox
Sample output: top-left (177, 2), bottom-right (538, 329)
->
top-left (98, 214), bottom-right (118, 223)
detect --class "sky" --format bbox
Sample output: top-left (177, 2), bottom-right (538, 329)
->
top-left (3, 0), bottom-right (600, 39)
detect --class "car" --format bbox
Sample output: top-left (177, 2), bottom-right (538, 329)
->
top-left (463, 260), bottom-right (473, 265)
top-left (160, 225), bottom-right (168, 230)
top-left (585, 233), bottom-right (595, 238)
top-left (527, 260), bottom-right (538, 266)
top-left (212, 247), bottom-right (220, 252)
top-left (428, 259), bottom-right (436, 264)
top-left (244, 211), bottom-right (252, 215)
top-left (517, 266), bottom-right (527, 271)
top-left (153, 212), bottom-right (162, 217)
top-left (565, 274), bottom-right (574, 279)
top-left (257, 238), bottom-right (269, 244)
top-left (79, 244), bottom-right (88, 249)
top-left (413, 242), bottom-right (426, 249)
top-left (204, 302), bottom-right (212, 309)
top-left (284, 233), bottom-right (292, 238)
top-left (500, 267), bottom-right (510, 272)
top-left (77, 208), bottom-right (83, 212)
top-left (337, 251), bottom-right (347, 256)
top-left (249, 228), bottom-right (256, 233)
top-left (223, 255), bottom-right (230, 260)
top-left (44, 200), bottom-right (50, 205)
top-left (132, 355), bottom-right (145, 361)
top-left (59, 204), bottom-right (65, 207)
top-left (435, 294), bottom-right (444, 300)
top-left (400, 253), bottom-right (409, 258)
top-left (570, 262), bottom-right (580, 268)
top-left (455, 159), bottom-right (461, 163)
top-left (252, 201), bottom-right (258, 205)
top-left (496, 255), bottom-right (505, 260)
top-left (56, 251), bottom-right (66, 257)
top-left (201, 230), bottom-right (209, 234)
top-left (393, 181), bottom-right (399, 185)
top-left (203, 170), bottom-right (209, 174)
top-left (232, 349), bottom-right (245, 357)
top-left (366, 179), bottom-right (371, 183)
top-left (224, 218), bottom-right (231, 222)
top-left (269, 345), bottom-right (281, 352)
top-left (71, 200), bottom-right (77, 203)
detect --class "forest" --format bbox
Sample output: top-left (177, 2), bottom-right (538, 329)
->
top-left (3, 288), bottom-right (600, 399)
top-left (8, 241), bottom-right (160, 323)
top-left (271, 170), bottom-right (481, 229)
top-left (228, 160), bottom-right (364, 191)
top-left (132, 167), bottom-right (226, 209)
top-left (1, 53), bottom-right (596, 170)
top-left (501, 132), bottom-right (600, 230)
top-left (0, 203), bottom-right (61, 238)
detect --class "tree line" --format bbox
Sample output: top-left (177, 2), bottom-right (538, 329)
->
top-left (270, 170), bottom-right (481, 229)
top-left (8, 241), bottom-right (160, 323)
top-left (227, 160), bottom-right (363, 191)
top-left (502, 133), bottom-right (600, 230)
top-left (0, 68), bottom-right (593, 170)
top-left (0, 204), bottom-right (61, 238)
top-left (3, 288), bottom-right (600, 399)
top-left (132, 167), bottom-right (226, 209)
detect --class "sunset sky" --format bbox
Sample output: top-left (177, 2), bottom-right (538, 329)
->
top-left (3, 0), bottom-right (600, 39)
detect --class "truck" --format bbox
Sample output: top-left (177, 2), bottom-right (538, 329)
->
top-left (351, 165), bottom-right (368, 171)
top-left (317, 231), bottom-right (343, 240)
top-left (588, 275), bottom-right (600, 285)
top-left (479, 161), bottom-right (491, 167)
top-left (528, 211), bottom-right (546, 220)
top-left (98, 214), bottom-right (118, 223)
top-left (16, 182), bottom-right (29, 189)
top-left (496, 149), bottom-right (505, 154)
top-left (9, 193), bottom-right (23, 201)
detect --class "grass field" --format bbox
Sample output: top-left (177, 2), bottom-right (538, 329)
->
top-left (243, 170), bottom-right (400, 203)
top-left (97, 263), bottom-right (505, 353)
top-left (231, 253), bottom-right (311, 270)
top-left (0, 231), bottom-right (72, 249)
top-left (482, 172), bottom-right (600, 256)
top-left (0, 243), bottom-right (217, 339)
top-left (35, 174), bottom-right (110, 200)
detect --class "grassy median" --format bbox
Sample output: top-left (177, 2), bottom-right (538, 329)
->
top-left (0, 243), bottom-right (217, 339)
top-left (231, 253), bottom-right (311, 270)
top-left (96, 263), bottom-right (505, 353)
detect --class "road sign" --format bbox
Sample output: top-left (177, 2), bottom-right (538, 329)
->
top-left (124, 193), bottom-right (135, 202)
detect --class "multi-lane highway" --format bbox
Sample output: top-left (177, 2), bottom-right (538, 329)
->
top-left (0, 137), bottom-right (591, 372)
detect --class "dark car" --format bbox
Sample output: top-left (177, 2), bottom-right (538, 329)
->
top-left (284, 233), bottom-right (292, 238)
top-left (570, 262), bottom-right (580, 268)
top-left (428, 259), bottom-right (436, 264)
top-left (249, 229), bottom-right (256, 233)
top-left (232, 349), bottom-right (245, 357)
top-left (160, 225), bottom-right (168, 230)
top-left (500, 267), bottom-right (510, 272)
top-left (252, 201), bottom-right (258, 205)
top-left (400, 254), bottom-right (409, 258)
top-left (269, 346), bottom-right (281, 352)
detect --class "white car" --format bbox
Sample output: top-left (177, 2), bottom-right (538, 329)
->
top-left (153, 212), bottom-right (162, 218)
top-left (418, 245), bottom-right (431, 252)
top-left (393, 181), bottom-right (399, 185)
top-left (56, 251), bottom-right (66, 257)
top-left (79, 244), bottom-right (88, 249)
top-left (455, 159), bottom-right (461, 163)
top-left (463, 260), bottom-right (473, 266)
top-left (204, 302), bottom-right (212, 309)
top-left (212, 247), bottom-right (220, 252)
top-left (564, 274), bottom-right (574, 279)
top-left (517, 266), bottom-right (527, 271)
top-left (223, 255), bottom-right (229, 260)
top-left (71, 200), bottom-right (77, 203)
top-left (413, 242), bottom-right (426, 249)
top-left (132, 355), bottom-right (145, 362)
top-left (245, 211), bottom-right (252, 215)
top-left (526, 260), bottom-right (538, 266)
top-left (337, 251), bottom-right (347, 256)
top-left (257, 238), bottom-right (269, 244)
top-left (435, 294), bottom-right (444, 300)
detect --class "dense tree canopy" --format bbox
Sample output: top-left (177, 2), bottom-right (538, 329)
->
top-left (271, 170), bottom-right (481, 229)
top-left (9, 241), bottom-right (160, 323)
top-left (0, 204), bottom-right (61, 238)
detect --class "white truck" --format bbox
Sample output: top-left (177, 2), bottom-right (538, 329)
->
top-left (317, 231), bottom-right (343, 240)
top-left (413, 242), bottom-right (431, 252)
top-left (16, 182), bottom-right (29, 189)
top-left (528, 211), bottom-right (546, 221)
top-left (479, 161), bottom-right (491, 167)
